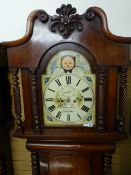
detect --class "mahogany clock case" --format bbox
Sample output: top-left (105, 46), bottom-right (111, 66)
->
top-left (2, 4), bottom-right (131, 175)
top-left (4, 5), bottom-right (130, 140)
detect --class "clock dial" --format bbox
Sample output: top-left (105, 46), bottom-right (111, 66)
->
top-left (43, 73), bottom-right (95, 126)
top-left (41, 50), bottom-right (96, 127)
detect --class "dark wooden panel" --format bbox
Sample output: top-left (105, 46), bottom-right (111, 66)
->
top-left (39, 152), bottom-right (103, 175)
top-left (21, 69), bottom-right (33, 131)
top-left (106, 68), bottom-right (118, 131)
top-left (47, 154), bottom-right (90, 175)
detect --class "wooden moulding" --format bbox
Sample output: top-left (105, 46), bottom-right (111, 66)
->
top-left (27, 141), bottom-right (115, 153)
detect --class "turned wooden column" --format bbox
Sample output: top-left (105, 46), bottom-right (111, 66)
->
top-left (103, 154), bottom-right (112, 175)
top-left (31, 151), bottom-right (40, 175)
top-left (96, 67), bottom-right (107, 132)
top-left (11, 69), bottom-right (23, 133)
top-left (117, 67), bottom-right (128, 134)
top-left (31, 70), bottom-right (41, 133)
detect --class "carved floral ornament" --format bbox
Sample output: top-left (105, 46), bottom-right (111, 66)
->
top-left (38, 4), bottom-right (96, 38)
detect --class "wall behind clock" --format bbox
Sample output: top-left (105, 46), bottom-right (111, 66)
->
top-left (0, 0), bottom-right (131, 175)
top-left (0, 0), bottom-right (131, 42)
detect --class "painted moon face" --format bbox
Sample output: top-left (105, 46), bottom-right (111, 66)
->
top-left (61, 56), bottom-right (75, 71)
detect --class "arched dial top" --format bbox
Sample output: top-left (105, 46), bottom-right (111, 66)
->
top-left (41, 50), bottom-right (96, 127)
top-left (46, 50), bottom-right (91, 75)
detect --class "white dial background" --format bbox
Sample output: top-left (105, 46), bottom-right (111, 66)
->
top-left (43, 74), bottom-right (95, 124)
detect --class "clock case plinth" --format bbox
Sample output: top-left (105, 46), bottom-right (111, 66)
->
top-left (4, 4), bottom-right (131, 175)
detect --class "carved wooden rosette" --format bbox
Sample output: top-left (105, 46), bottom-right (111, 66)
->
top-left (117, 67), bottom-right (128, 133)
top-left (11, 69), bottom-right (23, 133)
top-left (50, 4), bottom-right (83, 38)
top-left (31, 70), bottom-right (41, 132)
top-left (96, 67), bottom-right (106, 132)
top-left (31, 151), bottom-right (40, 175)
top-left (103, 154), bottom-right (112, 175)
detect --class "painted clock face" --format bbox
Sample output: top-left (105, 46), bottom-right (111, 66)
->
top-left (42, 50), bottom-right (96, 127)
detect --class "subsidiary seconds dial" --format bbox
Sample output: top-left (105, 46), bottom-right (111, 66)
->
top-left (43, 74), bottom-right (95, 125)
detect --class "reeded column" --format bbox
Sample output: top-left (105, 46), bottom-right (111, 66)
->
top-left (31, 151), bottom-right (40, 175)
top-left (96, 67), bottom-right (106, 132)
top-left (31, 70), bottom-right (41, 132)
top-left (103, 154), bottom-right (112, 175)
top-left (117, 67), bottom-right (128, 134)
top-left (11, 69), bottom-right (23, 133)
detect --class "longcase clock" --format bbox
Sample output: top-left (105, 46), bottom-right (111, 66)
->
top-left (4, 4), bottom-right (131, 175)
